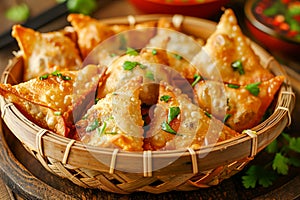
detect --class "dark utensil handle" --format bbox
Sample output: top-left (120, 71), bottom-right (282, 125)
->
top-left (0, 2), bottom-right (68, 49)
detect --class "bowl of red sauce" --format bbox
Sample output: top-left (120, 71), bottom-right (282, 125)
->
top-left (128, 0), bottom-right (229, 18)
top-left (245, 0), bottom-right (300, 61)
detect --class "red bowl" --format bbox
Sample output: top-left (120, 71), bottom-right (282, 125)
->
top-left (244, 0), bottom-right (300, 62)
top-left (128, 0), bottom-right (229, 18)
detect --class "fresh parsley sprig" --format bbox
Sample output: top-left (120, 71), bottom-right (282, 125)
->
top-left (242, 132), bottom-right (300, 189)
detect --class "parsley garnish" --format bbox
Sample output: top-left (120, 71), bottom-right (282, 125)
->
top-left (242, 132), bottom-right (300, 188)
top-left (161, 121), bottom-right (177, 135)
top-left (39, 74), bottom-right (49, 80)
top-left (160, 95), bottom-right (171, 102)
top-left (97, 121), bottom-right (106, 136)
top-left (50, 70), bottom-right (71, 80)
top-left (245, 82), bottom-right (261, 96)
top-left (95, 98), bottom-right (100, 104)
top-left (223, 113), bottom-right (231, 123)
top-left (146, 71), bottom-right (155, 81)
top-left (123, 61), bottom-right (139, 70)
top-left (167, 107), bottom-right (180, 123)
top-left (152, 49), bottom-right (157, 55)
top-left (123, 61), bottom-right (146, 70)
top-left (205, 111), bottom-right (212, 118)
top-left (54, 111), bottom-right (62, 116)
top-left (191, 74), bottom-right (201, 87)
top-left (231, 60), bottom-right (245, 75)
top-left (86, 119), bottom-right (99, 132)
top-left (173, 54), bottom-right (182, 60)
top-left (126, 47), bottom-right (139, 56)
top-left (227, 84), bottom-right (240, 89)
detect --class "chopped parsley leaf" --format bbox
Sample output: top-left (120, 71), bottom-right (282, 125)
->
top-left (160, 95), bottom-right (171, 102)
top-left (152, 49), bottom-right (157, 55)
top-left (39, 74), bottom-right (49, 80)
top-left (146, 71), bottom-right (155, 80)
top-left (245, 82), bottom-right (261, 96)
top-left (161, 121), bottom-right (177, 135)
top-left (191, 74), bottom-right (201, 87)
top-left (227, 83), bottom-right (240, 89)
top-left (231, 60), bottom-right (245, 75)
top-left (126, 47), bottom-right (139, 56)
top-left (168, 107), bottom-right (180, 123)
top-left (86, 119), bottom-right (99, 132)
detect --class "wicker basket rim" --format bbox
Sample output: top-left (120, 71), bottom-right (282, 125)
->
top-left (0, 14), bottom-right (296, 175)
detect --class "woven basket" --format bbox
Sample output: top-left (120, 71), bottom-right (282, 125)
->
top-left (0, 15), bottom-right (295, 194)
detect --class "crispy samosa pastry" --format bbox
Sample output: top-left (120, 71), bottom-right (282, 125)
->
top-left (194, 76), bottom-right (285, 132)
top-left (193, 9), bottom-right (274, 85)
top-left (96, 51), bottom-right (171, 105)
top-left (144, 81), bottom-right (239, 151)
top-left (0, 65), bottom-right (104, 137)
top-left (76, 77), bottom-right (144, 151)
top-left (67, 14), bottom-right (116, 58)
top-left (12, 25), bottom-right (82, 81)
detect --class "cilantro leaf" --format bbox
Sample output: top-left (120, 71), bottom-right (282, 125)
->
top-left (289, 137), bottom-right (300, 153)
top-left (161, 121), bottom-right (177, 135)
top-left (126, 47), bottom-right (139, 56)
top-left (160, 95), bottom-right (171, 102)
top-left (145, 71), bottom-right (154, 80)
top-left (242, 165), bottom-right (276, 188)
top-left (266, 139), bottom-right (278, 153)
top-left (123, 61), bottom-right (139, 70)
top-left (272, 153), bottom-right (289, 175)
top-left (167, 107), bottom-right (180, 123)
top-left (245, 82), bottom-right (261, 96)
top-left (231, 60), bottom-right (245, 75)
top-left (191, 74), bottom-right (201, 87)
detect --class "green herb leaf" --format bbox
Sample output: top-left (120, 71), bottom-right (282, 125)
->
top-left (161, 121), bottom-right (177, 135)
top-left (126, 47), bottom-right (139, 56)
top-left (205, 111), bottom-right (212, 118)
top-left (160, 95), bottom-right (171, 102)
top-left (245, 82), bottom-right (261, 96)
top-left (5, 3), bottom-right (30, 22)
top-left (231, 60), bottom-right (245, 75)
top-left (105, 132), bottom-right (118, 135)
top-left (266, 139), bottom-right (278, 154)
top-left (146, 71), bottom-right (155, 81)
top-left (51, 70), bottom-right (60, 76)
top-left (152, 49), bottom-right (157, 55)
top-left (95, 98), bottom-right (100, 104)
top-left (67, 0), bottom-right (97, 15)
top-left (54, 111), bottom-right (62, 116)
top-left (272, 153), bottom-right (289, 175)
top-left (168, 107), bottom-right (180, 123)
top-left (227, 83), bottom-right (240, 89)
top-left (97, 121), bottom-right (106, 136)
top-left (223, 114), bottom-right (231, 123)
top-left (139, 63), bottom-right (147, 69)
top-left (86, 119), bottom-right (99, 132)
top-left (62, 75), bottom-right (71, 80)
top-left (173, 54), bottom-right (182, 60)
top-left (191, 74), bottom-right (201, 87)
top-left (242, 165), bottom-right (277, 188)
top-left (123, 61), bottom-right (138, 70)
top-left (289, 137), bottom-right (300, 153)
top-left (39, 74), bottom-right (49, 80)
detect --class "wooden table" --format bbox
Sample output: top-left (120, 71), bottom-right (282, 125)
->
top-left (0, 0), bottom-right (300, 199)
